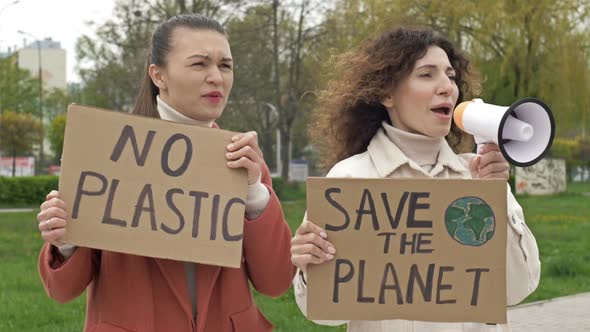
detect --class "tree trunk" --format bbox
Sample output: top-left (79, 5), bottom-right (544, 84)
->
top-left (261, 130), bottom-right (275, 171)
top-left (280, 0), bottom-right (306, 181)
top-left (177, 0), bottom-right (186, 13)
top-left (271, 0), bottom-right (285, 179)
top-left (11, 149), bottom-right (16, 177)
top-left (280, 127), bottom-right (291, 180)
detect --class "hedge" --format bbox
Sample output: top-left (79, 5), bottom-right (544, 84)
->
top-left (0, 174), bottom-right (520, 206)
top-left (0, 176), bottom-right (306, 207)
top-left (0, 176), bottom-right (59, 205)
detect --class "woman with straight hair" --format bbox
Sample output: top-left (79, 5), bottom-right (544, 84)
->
top-left (290, 27), bottom-right (540, 331)
top-left (37, 13), bottom-right (296, 332)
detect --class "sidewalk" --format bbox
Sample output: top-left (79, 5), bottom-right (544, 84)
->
top-left (0, 208), bottom-right (35, 213)
top-left (508, 292), bottom-right (590, 331)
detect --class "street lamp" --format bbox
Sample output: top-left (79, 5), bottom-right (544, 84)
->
top-left (263, 102), bottom-right (282, 176)
top-left (0, 0), bottom-right (20, 16)
top-left (17, 29), bottom-right (44, 170)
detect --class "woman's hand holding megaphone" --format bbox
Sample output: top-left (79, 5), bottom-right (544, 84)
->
top-left (468, 143), bottom-right (510, 180)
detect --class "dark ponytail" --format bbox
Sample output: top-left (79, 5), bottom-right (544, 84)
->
top-left (132, 14), bottom-right (226, 117)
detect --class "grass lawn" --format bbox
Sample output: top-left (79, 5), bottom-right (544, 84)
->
top-left (514, 188), bottom-right (590, 303)
top-left (1, 182), bottom-right (589, 331)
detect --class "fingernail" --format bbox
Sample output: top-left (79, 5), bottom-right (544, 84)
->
top-left (227, 144), bottom-right (234, 149)
top-left (232, 136), bottom-right (239, 141)
top-left (226, 153), bottom-right (231, 158)
top-left (320, 232), bottom-right (327, 238)
top-left (328, 246), bottom-right (336, 254)
top-left (326, 254), bottom-right (334, 260)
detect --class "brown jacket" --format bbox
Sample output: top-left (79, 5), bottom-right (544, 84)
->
top-left (39, 165), bottom-right (297, 332)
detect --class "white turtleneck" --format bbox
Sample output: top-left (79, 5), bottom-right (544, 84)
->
top-left (157, 95), bottom-right (214, 127)
top-left (382, 121), bottom-right (444, 173)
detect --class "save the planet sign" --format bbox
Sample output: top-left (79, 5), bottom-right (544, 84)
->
top-left (306, 178), bottom-right (507, 323)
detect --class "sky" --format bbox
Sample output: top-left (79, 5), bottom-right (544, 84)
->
top-left (0, 0), bottom-right (116, 83)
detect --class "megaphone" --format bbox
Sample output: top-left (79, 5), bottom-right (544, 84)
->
top-left (453, 98), bottom-right (555, 167)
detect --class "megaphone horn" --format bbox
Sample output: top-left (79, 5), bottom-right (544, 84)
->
top-left (453, 98), bottom-right (555, 167)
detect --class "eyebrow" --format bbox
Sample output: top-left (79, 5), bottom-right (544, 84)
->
top-left (415, 64), bottom-right (455, 72)
top-left (187, 54), bottom-right (233, 62)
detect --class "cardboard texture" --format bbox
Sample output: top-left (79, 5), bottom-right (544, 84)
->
top-left (60, 104), bottom-right (248, 268)
top-left (306, 177), bottom-right (507, 323)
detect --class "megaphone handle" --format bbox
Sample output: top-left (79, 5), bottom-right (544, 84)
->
top-left (476, 143), bottom-right (486, 155)
top-left (474, 135), bottom-right (489, 155)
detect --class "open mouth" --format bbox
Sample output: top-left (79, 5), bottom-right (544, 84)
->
top-left (431, 106), bottom-right (451, 115)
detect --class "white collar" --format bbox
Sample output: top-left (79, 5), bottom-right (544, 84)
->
top-left (382, 122), bottom-right (442, 167)
top-left (367, 122), bottom-right (470, 178)
top-left (157, 95), bottom-right (213, 127)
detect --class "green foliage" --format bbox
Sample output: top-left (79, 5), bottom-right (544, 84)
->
top-left (48, 114), bottom-right (67, 163)
top-left (271, 176), bottom-right (285, 198)
top-left (0, 111), bottom-right (43, 176)
top-left (271, 177), bottom-right (307, 202)
top-left (550, 137), bottom-right (590, 180)
top-left (508, 172), bottom-right (516, 194)
top-left (43, 88), bottom-right (71, 122)
top-left (0, 55), bottom-right (41, 115)
top-left (221, 4), bottom-right (279, 170)
top-left (0, 111), bottom-right (42, 152)
top-left (0, 176), bottom-right (58, 205)
top-left (68, 0), bottom-right (590, 175)
top-left (551, 138), bottom-right (579, 160)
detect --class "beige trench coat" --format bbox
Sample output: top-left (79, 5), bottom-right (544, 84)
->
top-left (294, 127), bottom-right (541, 332)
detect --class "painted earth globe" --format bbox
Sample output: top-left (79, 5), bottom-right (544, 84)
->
top-left (444, 197), bottom-right (495, 246)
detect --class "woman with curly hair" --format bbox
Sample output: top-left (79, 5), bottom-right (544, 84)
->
top-left (290, 27), bottom-right (540, 332)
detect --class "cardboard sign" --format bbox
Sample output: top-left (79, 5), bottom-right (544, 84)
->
top-left (60, 104), bottom-right (248, 268)
top-left (306, 177), bottom-right (507, 323)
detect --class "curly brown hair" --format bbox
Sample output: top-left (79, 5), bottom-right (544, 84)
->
top-left (309, 27), bottom-right (480, 171)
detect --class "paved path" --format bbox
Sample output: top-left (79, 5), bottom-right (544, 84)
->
top-left (0, 208), bottom-right (35, 213)
top-left (508, 292), bottom-right (590, 331)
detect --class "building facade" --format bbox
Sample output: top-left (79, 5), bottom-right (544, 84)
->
top-left (17, 38), bottom-right (66, 91)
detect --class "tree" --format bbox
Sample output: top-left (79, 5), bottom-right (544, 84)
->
top-left (208, 1), bottom-right (324, 176)
top-left (74, 1), bottom-right (156, 111)
top-left (378, 0), bottom-right (590, 137)
top-left (221, 4), bottom-right (280, 171)
top-left (270, 0), bottom-right (327, 179)
top-left (44, 87), bottom-right (73, 122)
top-left (1, 53), bottom-right (70, 170)
top-left (48, 114), bottom-right (67, 164)
top-left (0, 111), bottom-right (42, 177)
top-left (0, 55), bottom-right (42, 116)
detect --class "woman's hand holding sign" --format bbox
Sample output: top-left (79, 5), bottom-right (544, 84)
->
top-left (291, 219), bottom-right (337, 273)
top-left (37, 190), bottom-right (68, 246)
top-left (226, 131), bottom-right (264, 185)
